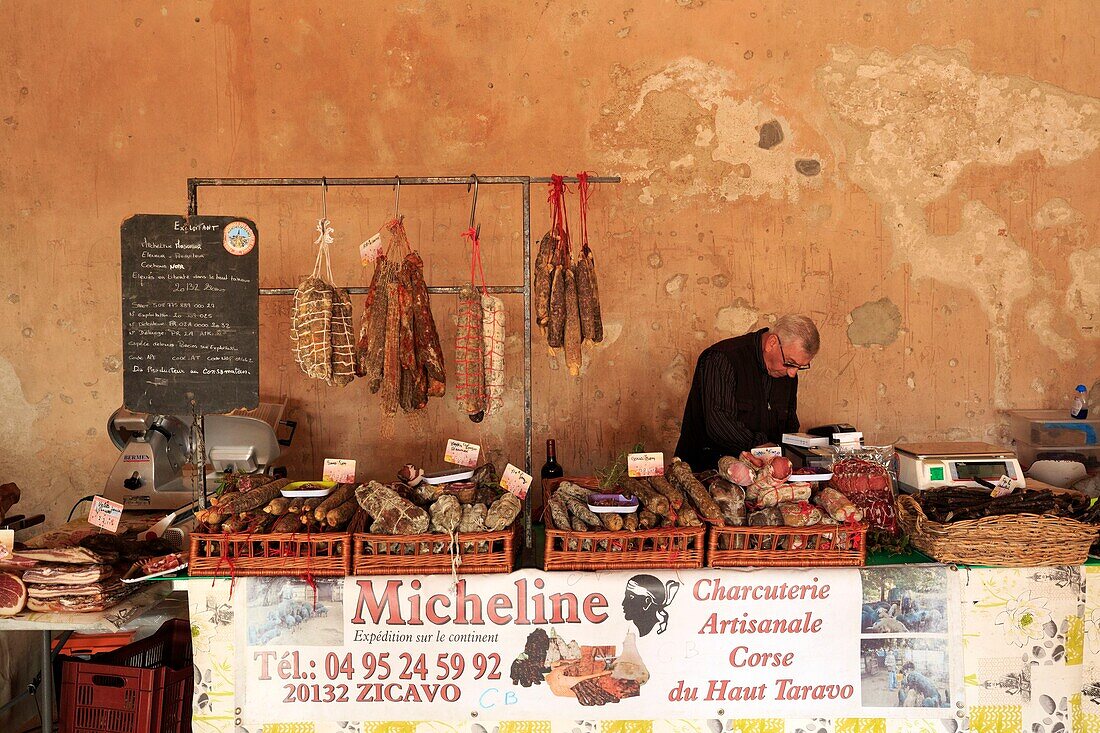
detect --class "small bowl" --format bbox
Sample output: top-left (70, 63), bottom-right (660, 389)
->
top-left (587, 493), bottom-right (640, 514)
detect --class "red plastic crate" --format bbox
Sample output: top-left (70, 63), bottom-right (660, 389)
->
top-left (59, 618), bottom-right (193, 733)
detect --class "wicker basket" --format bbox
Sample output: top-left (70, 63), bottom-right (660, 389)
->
top-left (352, 523), bottom-right (520, 575)
top-left (542, 476), bottom-right (705, 571)
top-left (707, 523), bottom-right (867, 568)
top-left (896, 494), bottom-right (1098, 567)
top-left (189, 532), bottom-right (351, 577)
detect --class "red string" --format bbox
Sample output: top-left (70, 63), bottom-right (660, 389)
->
top-left (576, 171), bottom-right (591, 256)
top-left (461, 227), bottom-right (488, 295)
top-left (547, 175), bottom-right (571, 262)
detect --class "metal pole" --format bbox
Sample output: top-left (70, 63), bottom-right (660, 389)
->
top-left (522, 179), bottom-right (533, 549)
top-left (257, 285), bottom-right (525, 296)
top-left (188, 175), bottom-right (619, 189)
top-left (39, 631), bottom-right (51, 733)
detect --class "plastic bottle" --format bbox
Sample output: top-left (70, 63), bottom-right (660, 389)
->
top-left (1070, 384), bottom-right (1089, 420)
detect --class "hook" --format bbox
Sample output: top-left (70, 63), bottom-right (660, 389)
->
top-left (467, 174), bottom-right (480, 237)
top-left (393, 176), bottom-right (401, 219)
top-left (321, 176), bottom-right (328, 222)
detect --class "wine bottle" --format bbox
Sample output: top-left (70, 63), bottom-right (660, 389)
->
top-left (538, 439), bottom-right (564, 521)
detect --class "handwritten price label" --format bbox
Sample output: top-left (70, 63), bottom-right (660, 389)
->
top-left (990, 474), bottom-right (1016, 498)
top-left (323, 459), bottom-right (356, 483)
top-left (751, 446), bottom-right (784, 458)
top-left (627, 452), bottom-right (665, 477)
top-left (88, 495), bottom-right (124, 533)
top-left (359, 233), bottom-right (383, 266)
top-left (500, 463), bottom-right (533, 499)
top-left (444, 439), bottom-right (481, 468)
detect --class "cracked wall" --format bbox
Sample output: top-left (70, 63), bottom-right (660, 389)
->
top-left (1, 1), bottom-right (1098, 529)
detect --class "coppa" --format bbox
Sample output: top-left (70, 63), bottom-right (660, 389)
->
top-left (350, 578), bottom-right (609, 627)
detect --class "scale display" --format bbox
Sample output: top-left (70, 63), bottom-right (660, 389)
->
top-left (952, 461), bottom-right (1014, 480)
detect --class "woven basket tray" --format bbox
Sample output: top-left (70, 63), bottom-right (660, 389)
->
top-left (543, 476), bottom-right (703, 571)
top-left (707, 523), bottom-right (867, 568)
top-left (352, 523), bottom-right (520, 576)
top-left (189, 532), bottom-right (351, 577)
top-left (896, 494), bottom-right (1098, 567)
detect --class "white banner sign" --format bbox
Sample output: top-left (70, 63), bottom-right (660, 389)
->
top-left (235, 567), bottom-right (960, 723)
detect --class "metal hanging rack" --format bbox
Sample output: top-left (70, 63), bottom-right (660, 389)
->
top-left (188, 174), bottom-right (620, 546)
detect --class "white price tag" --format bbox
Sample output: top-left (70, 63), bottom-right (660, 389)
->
top-left (500, 463), bottom-right (533, 499)
top-left (990, 474), bottom-right (1016, 498)
top-left (323, 459), bottom-right (357, 483)
top-left (360, 233), bottom-right (383, 265)
top-left (444, 439), bottom-right (481, 468)
top-left (627, 452), bottom-right (665, 477)
top-left (88, 495), bottom-right (124, 533)
top-left (751, 446), bottom-right (784, 458)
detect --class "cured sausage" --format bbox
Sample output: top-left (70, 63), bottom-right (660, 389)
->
top-left (455, 285), bottom-right (486, 422)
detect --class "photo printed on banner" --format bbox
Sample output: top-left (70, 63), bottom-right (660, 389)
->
top-left (247, 577), bottom-right (345, 647)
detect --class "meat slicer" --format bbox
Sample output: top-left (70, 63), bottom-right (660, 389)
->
top-left (105, 406), bottom-right (283, 510)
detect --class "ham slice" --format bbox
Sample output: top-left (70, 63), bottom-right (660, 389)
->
top-left (0, 571), bottom-right (27, 616)
top-left (26, 577), bottom-right (133, 613)
top-left (17, 547), bottom-right (115, 565)
top-left (23, 564), bottom-right (113, 586)
top-left (0, 545), bottom-right (37, 571)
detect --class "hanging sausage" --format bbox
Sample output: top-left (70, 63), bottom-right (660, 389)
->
top-left (574, 172), bottom-right (604, 345)
top-left (355, 217), bottom-right (445, 411)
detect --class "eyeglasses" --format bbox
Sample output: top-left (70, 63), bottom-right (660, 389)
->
top-left (776, 334), bottom-right (812, 371)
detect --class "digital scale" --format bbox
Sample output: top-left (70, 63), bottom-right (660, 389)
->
top-left (896, 442), bottom-right (1025, 493)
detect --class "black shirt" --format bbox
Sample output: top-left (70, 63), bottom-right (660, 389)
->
top-left (674, 329), bottom-right (799, 471)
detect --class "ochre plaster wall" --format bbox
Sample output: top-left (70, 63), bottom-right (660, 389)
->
top-left (1, 1), bottom-right (1098, 527)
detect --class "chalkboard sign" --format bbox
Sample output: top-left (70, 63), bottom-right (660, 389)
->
top-left (122, 214), bottom-right (259, 414)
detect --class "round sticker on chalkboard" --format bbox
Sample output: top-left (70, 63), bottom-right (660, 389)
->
top-left (223, 221), bottom-right (256, 256)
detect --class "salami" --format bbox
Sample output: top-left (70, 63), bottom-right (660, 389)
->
top-left (356, 258), bottom-right (396, 388)
top-left (547, 265), bottom-right (566, 348)
top-left (380, 280), bottom-right (402, 414)
top-left (534, 231), bottom-right (556, 329)
top-left (404, 251), bottom-right (446, 396)
top-left (667, 459), bottom-right (723, 522)
top-left (574, 173), bottom-right (604, 344)
top-left (563, 266), bottom-right (582, 376)
top-left (455, 285), bottom-right (486, 421)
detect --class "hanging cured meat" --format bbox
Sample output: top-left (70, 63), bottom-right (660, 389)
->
top-left (482, 292), bottom-right (506, 414)
top-left (455, 283), bottom-right (486, 422)
top-left (329, 287), bottom-right (356, 386)
top-left (534, 231), bottom-right (556, 330)
top-left (563, 266), bottom-right (582, 376)
top-left (356, 218), bottom-right (445, 411)
top-left (291, 219), bottom-right (337, 382)
top-left (575, 172), bottom-right (604, 344)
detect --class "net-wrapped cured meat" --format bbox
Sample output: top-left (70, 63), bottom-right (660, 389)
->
top-left (329, 288), bottom-right (356, 386)
top-left (355, 481), bottom-right (429, 535)
top-left (485, 493), bottom-right (522, 531)
top-left (481, 293), bottom-right (505, 414)
top-left (455, 284), bottom-right (486, 421)
top-left (291, 274), bottom-right (334, 382)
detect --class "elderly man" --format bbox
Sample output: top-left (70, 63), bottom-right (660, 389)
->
top-left (675, 314), bottom-right (820, 471)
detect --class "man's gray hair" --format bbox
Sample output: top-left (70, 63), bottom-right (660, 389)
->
top-left (773, 314), bottom-right (820, 356)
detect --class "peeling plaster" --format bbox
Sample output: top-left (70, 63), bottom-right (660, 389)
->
top-left (847, 297), bottom-right (903, 347)
top-left (1025, 300), bottom-right (1078, 361)
top-left (816, 44), bottom-right (1100, 405)
top-left (715, 299), bottom-right (760, 336)
top-left (1034, 197), bottom-right (1081, 229)
top-left (594, 58), bottom-right (825, 208)
top-left (1066, 247), bottom-right (1100, 333)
